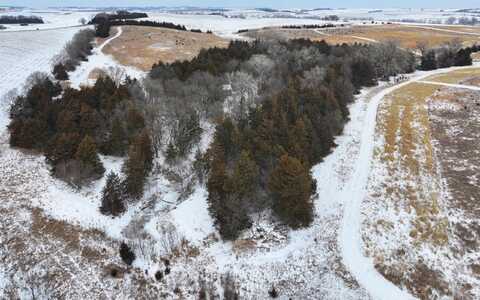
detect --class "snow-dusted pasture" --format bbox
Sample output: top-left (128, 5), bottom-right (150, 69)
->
top-left (0, 27), bottom-right (81, 129)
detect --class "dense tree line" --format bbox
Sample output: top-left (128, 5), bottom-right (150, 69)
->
top-left (52, 29), bottom-right (95, 80)
top-left (281, 23), bottom-right (339, 29)
top-left (419, 42), bottom-right (477, 71)
top-left (0, 15), bottom-right (44, 24)
top-left (8, 73), bottom-right (153, 210)
top-left (142, 38), bottom-right (416, 240)
top-left (89, 11), bottom-right (148, 24)
top-left (93, 19), bottom-right (205, 38)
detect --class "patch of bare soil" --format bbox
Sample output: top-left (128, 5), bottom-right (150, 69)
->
top-left (102, 26), bottom-right (229, 71)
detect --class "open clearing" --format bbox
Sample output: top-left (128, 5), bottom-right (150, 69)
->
top-left (242, 24), bottom-right (480, 49)
top-left (102, 26), bottom-right (229, 71)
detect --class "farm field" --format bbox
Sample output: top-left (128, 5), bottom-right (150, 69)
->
top-left (242, 24), bottom-right (480, 49)
top-left (0, 27), bottom-right (81, 128)
top-left (102, 26), bottom-right (229, 71)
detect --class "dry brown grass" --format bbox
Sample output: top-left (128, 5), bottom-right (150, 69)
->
top-left (424, 68), bottom-right (480, 84)
top-left (102, 26), bottom-right (229, 71)
top-left (431, 25), bottom-right (480, 34)
top-left (31, 207), bottom-right (107, 252)
top-left (472, 52), bottom-right (480, 61)
top-left (346, 25), bottom-right (480, 49)
top-left (377, 82), bottom-right (448, 246)
top-left (318, 35), bottom-right (369, 45)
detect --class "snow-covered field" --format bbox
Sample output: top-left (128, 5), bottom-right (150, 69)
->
top-left (0, 27), bottom-right (81, 128)
top-left (142, 12), bottom-right (337, 39)
top-left (0, 9), bottom-right (93, 31)
top-left (2, 7), bottom-right (478, 38)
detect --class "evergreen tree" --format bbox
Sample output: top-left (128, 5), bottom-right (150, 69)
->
top-left (137, 129), bottom-right (154, 175)
top-left (126, 106), bottom-right (145, 138)
top-left (53, 63), bottom-right (69, 81)
top-left (75, 135), bottom-right (105, 177)
top-left (420, 50), bottom-right (437, 71)
top-left (45, 132), bottom-right (82, 166)
top-left (123, 130), bottom-right (153, 199)
top-left (232, 150), bottom-right (259, 200)
top-left (94, 19), bottom-right (111, 38)
top-left (207, 149), bottom-right (252, 240)
top-left (351, 58), bottom-right (376, 89)
top-left (268, 154), bottom-right (314, 228)
top-left (106, 118), bottom-right (127, 156)
top-left (100, 172), bottom-right (125, 216)
top-left (454, 48), bottom-right (473, 66)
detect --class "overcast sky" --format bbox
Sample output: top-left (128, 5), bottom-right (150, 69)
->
top-left (2, 0), bottom-right (479, 9)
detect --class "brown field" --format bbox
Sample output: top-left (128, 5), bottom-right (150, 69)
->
top-left (331, 25), bottom-right (480, 48)
top-left (367, 82), bottom-right (453, 298)
top-left (428, 25), bottom-right (480, 34)
top-left (365, 67), bottom-right (480, 298)
top-left (378, 82), bottom-right (444, 237)
top-left (102, 26), bottom-right (229, 71)
top-left (424, 68), bottom-right (480, 84)
top-left (242, 24), bottom-right (480, 49)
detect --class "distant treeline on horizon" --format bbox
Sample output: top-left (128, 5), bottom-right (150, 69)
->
top-left (0, 15), bottom-right (44, 24)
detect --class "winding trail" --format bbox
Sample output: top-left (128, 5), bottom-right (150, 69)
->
top-left (68, 26), bottom-right (144, 88)
top-left (417, 80), bottom-right (480, 91)
top-left (350, 35), bottom-right (379, 43)
top-left (338, 63), bottom-right (480, 300)
top-left (98, 26), bottom-right (123, 51)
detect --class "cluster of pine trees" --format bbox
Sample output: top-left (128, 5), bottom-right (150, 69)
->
top-left (419, 43), bottom-right (477, 71)
top-left (8, 73), bottom-right (153, 216)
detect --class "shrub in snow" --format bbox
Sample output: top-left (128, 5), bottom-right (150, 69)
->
top-left (268, 286), bottom-right (278, 298)
top-left (154, 270), bottom-right (163, 281)
top-left (119, 242), bottom-right (135, 266)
